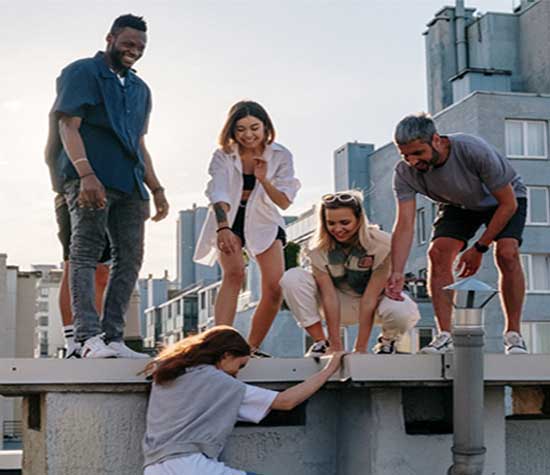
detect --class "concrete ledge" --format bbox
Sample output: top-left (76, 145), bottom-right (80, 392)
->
top-left (0, 450), bottom-right (22, 470)
top-left (0, 354), bottom-right (549, 396)
top-left (345, 354), bottom-right (445, 383)
top-left (444, 354), bottom-right (550, 384)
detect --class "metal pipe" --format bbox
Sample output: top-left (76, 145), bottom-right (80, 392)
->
top-left (448, 314), bottom-right (486, 475)
top-left (455, 0), bottom-right (468, 73)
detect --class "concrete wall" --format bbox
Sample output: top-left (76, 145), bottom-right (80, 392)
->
top-left (424, 7), bottom-right (459, 115)
top-left (467, 13), bottom-right (520, 90)
top-left (506, 419), bottom-right (550, 475)
top-left (22, 392), bottom-right (147, 475)
top-left (15, 273), bottom-right (39, 359)
top-left (215, 384), bottom-right (530, 475)
top-left (518, 0), bottom-right (550, 95)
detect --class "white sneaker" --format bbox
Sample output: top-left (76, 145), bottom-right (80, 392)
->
top-left (65, 341), bottom-right (82, 359)
top-left (504, 331), bottom-right (528, 355)
top-left (107, 341), bottom-right (149, 359)
top-left (81, 335), bottom-right (118, 359)
top-left (420, 331), bottom-right (454, 354)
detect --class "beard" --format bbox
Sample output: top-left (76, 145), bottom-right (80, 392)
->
top-left (106, 45), bottom-right (129, 73)
top-left (416, 146), bottom-right (441, 173)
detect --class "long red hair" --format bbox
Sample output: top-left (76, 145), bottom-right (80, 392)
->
top-left (142, 326), bottom-right (250, 385)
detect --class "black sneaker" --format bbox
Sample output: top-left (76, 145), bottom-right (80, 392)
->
top-left (251, 349), bottom-right (272, 358)
top-left (372, 336), bottom-right (397, 355)
top-left (305, 340), bottom-right (330, 358)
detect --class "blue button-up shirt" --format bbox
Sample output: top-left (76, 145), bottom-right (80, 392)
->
top-left (50, 51), bottom-right (151, 198)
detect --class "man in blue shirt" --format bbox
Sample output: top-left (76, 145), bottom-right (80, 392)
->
top-left (50, 14), bottom-right (169, 358)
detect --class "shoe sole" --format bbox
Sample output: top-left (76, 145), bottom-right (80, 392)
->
top-left (419, 347), bottom-right (453, 354)
top-left (505, 349), bottom-right (529, 355)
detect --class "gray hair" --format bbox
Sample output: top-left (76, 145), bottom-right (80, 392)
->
top-left (394, 113), bottom-right (437, 145)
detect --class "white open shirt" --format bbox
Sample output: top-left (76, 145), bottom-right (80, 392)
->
top-left (194, 142), bottom-right (301, 266)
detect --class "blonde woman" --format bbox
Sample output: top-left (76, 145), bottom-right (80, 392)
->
top-left (280, 190), bottom-right (420, 356)
top-left (194, 101), bottom-right (300, 357)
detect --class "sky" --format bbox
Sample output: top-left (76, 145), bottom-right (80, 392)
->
top-left (0, 0), bottom-right (512, 279)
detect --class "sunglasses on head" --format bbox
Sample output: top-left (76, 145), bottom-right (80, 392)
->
top-left (322, 192), bottom-right (358, 205)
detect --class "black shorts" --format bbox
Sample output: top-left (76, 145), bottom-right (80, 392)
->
top-left (55, 195), bottom-right (111, 263)
top-left (231, 201), bottom-right (287, 248)
top-left (432, 197), bottom-right (527, 250)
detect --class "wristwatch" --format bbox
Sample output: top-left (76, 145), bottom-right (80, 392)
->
top-left (474, 241), bottom-right (489, 254)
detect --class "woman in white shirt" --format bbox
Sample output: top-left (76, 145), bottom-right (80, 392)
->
top-left (194, 101), bottom-right (300, 357)
top-left (142, 326), bottom-right (344, 475)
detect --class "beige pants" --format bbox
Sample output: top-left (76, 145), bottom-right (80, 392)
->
top-left (280, 267), bottom-right (420, 340)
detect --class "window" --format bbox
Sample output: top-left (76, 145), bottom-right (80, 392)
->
top-left (526, 187), bottom-right (549, 225)
top-left (521, 322), bottom-right (550, 353)
top-left (416, 208), bottom-right (427, 244)
top-left (39, 288), bottom-right (49, 297)
top-left (521, 254), bottom-right (550, 292)
top-left (37, 301), bottom-right (48, 313)
top-left (505, 120), bottom-right (547, 159)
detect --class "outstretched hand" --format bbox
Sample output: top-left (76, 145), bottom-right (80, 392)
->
top-left (324, 351), bottom-right (347, 374)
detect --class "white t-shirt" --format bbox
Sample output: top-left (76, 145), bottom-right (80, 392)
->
top-left (144, 384), bottom-right (277, 475)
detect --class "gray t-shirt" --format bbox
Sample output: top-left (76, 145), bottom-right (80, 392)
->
top-left (393, 133), bottom-right (526, 211)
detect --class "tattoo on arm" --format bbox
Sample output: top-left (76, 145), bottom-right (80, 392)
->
top-left (213, 203), bottom-right (228, 224)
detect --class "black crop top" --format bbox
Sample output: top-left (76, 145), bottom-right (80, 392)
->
top-left (243, 173), bottom-right (256, 191)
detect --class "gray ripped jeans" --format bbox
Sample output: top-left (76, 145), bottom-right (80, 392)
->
top-left (65, 180), bottom-right (149, 343)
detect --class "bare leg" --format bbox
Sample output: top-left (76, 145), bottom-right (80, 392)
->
top-left (215, 246), bottom-right (245, 326)
top-left (427, 238), bottom-right (463, 332)
top-left (304, 322), bottom-right (327, 342)
top-left (95, 263), bottom-right (110, 316)
top-left (59, 261), bottom-right (73, 327)
top-left (60, 261), bottom-right (110, 331)
top-left (248, 240), bottom-right (285, 349)
top-left (494, 238), bottom-right (524, 333)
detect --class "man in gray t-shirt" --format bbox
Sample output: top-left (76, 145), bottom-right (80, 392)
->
top-left (386, 113), bottom-right (528, 355)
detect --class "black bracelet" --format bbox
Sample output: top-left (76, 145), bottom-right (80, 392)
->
top-left (151, 186), bottom-right (165, 195)
top-left (79, 172), bottom-right (95, 179)
top-left (216, 226), bottom-right (231, 233)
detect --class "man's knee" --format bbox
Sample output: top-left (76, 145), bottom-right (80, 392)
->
top-left (496, 242), bottom-right (521, 273)
top-left (428, 240), bottom-right (460, 274)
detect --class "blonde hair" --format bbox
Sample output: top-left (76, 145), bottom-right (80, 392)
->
top-left (308, 189), bottom-right (380, 253)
